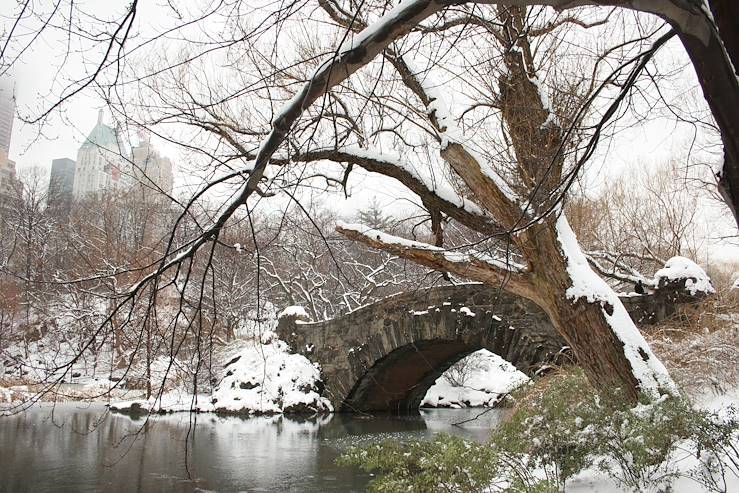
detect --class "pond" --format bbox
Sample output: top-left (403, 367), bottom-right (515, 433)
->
top-left (0, 404), bottom-right (508, 492)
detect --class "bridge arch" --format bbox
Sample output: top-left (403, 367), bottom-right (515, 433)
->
top-left (276, 283), bottom-right (676, 413)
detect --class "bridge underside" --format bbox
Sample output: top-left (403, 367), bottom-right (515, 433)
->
top-left (341, 340), bottom-right (477, 413)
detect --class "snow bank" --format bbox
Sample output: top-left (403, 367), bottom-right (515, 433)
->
top-left (0, 385), bottom-right (30, 404)
top-left (422, 350), bottom-right (528, 409)
top-left (211, 335), bottom-right (331, 415)
top-left (111, 336), bottom-right (332, 416)
top-left (109, 391), bottom-right (212, 414)
top-left (653, 256), bottom-right (715, 296)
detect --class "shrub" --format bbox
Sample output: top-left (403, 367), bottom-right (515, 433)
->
top-left (337, 433), bottom-right (503, 493)
top-left (338, 367), bottom-right (739, 492)
top-left (492, 368), bottom-right (601, 487)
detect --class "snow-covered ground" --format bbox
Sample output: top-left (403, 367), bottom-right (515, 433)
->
top-left (422, 350), bottom-right (527, 408)
top-left (566, 387), bottom-right (739, 493)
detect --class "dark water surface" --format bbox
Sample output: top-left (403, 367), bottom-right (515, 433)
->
top-left (0, 404), bottom-right (507, 492)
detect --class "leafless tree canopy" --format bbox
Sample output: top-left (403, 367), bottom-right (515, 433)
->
top-left (1, 0), bottom-right (737, 404)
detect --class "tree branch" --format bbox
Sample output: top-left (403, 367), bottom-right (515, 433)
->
top-left (336, 222), bottom-right (537, 301)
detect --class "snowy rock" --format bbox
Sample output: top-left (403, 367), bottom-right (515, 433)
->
top-left (277, 305), bottom-right (311, 322)
top-left (211, 339), bottom-right (332, 415)
top-left (653, 256), bottom-right (715, 296)
top-left (110, 339), bottom-right (333, 416)
top-left (421, 350), bottom-right (528, 409)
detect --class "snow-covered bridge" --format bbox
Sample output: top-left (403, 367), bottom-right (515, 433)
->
top-left (276, 283), bottom-right (691, 414)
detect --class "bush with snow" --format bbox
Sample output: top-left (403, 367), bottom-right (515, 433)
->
top-left (211, 336), bottom-right (331, 415)
top-left (653, 256), bottom-right (715, 296)
top-left (341, 368), bottom-right (739, 493)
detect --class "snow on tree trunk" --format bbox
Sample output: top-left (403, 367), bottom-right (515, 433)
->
top-left (546, 215), bottom-right (677, 400)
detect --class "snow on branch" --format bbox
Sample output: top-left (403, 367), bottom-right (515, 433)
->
top-left (283, 146), bottom-right (502, 235)
top-left (407, 59), bottom-right (520, 205)
top-left (339, 146), bottom-right (483, 213)
top-left (584, 250), bottom-right (656, 289)
top-left (112, 1), bottom-right (452, 309)
top-left (336, 221), bottom-right (536, 300)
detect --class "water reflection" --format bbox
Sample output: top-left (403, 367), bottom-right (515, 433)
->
top-left (0, 404), bottom-right (506, 493)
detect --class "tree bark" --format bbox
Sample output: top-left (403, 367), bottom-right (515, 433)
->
top-left (707, 0), bottom-right (739, 76)
top-left (667, 7), bottom-right (739, 224)
top-left (521, 219), bottom-right (671, 402)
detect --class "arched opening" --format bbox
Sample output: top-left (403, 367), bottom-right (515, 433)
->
top-left (341, 340), bottom-right (485, 414)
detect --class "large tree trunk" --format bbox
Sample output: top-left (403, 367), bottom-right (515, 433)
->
top-left (707, 0), bottom-right (739, 75)
top-left (523, 217), bottom-right (674, 402)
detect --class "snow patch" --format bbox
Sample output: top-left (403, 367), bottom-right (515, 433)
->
top-left (277, 305), bottom-right (311, 320)
top-left (459, 307), bottom-right (476, 317)
top-left (211, 339), bottom-right (331, 415)
top-left (110, 338), bottom-right (332, 416)
top-left (422, 350), bottom-right (528, 408)
top-left (654, 256), bottom-right (715, 296)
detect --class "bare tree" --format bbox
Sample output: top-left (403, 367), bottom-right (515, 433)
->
top-left (106, 4), bottom-right (678, 400)
top-left (2, 1), bottom-right (738, 224)
top-left (569, 159), bottom-right (706, 289)
top-left (4, 1), bottom-right (735, 404)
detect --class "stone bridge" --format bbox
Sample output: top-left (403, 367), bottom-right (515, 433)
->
top-left (276, 283), bottom-right (686, 414)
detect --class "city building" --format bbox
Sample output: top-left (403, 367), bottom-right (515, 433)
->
top-left (0, 79), bottom-right (19, 200)
top-left (72, 110), bottom-right (130, 199)
top-left (131, 131), bottom-right (174, 202)
top-left (0, 148), bottom-right (20, 199)
top-left (0, 78), bottom-right (14, 155)
top-left (48, 157), bottom-right (76, 209)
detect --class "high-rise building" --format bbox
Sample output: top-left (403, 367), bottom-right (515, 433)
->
top-left (131, 131), bottom-right (174, 202)
top-left (0, 78), bottom-right (14, 155)
top-left (73, 110), bottom-right (130, 199)
top-left (0, 148), bottom-right (19, 199)
top-left (0, 78), bottom-right (18, 200)
top-left (48, 157), bottom-right (76, 209)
